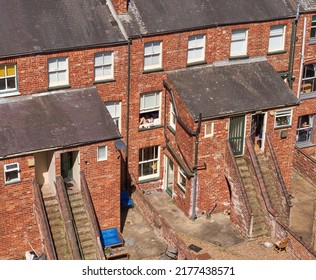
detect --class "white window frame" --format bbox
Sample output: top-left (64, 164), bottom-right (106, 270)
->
top-left (138, 146), bottom-right (160, 180)
top-left (48, 57), bottom-right (69, 87)
top-left (230, 29), bottom-right (248, 57)
top-left (0, 64), bottom-right (19, 97)
top-left (139, 92), bottom-right (161, 128)
top-left (275, 108), bottom-right (293, 128)
top-left (94, 51), bottom-right (114, 81)
top-left (296, 114), bottom-right (314, 143)
top-left (268, 25), bottom-right (285, 53)
top-left (4, 163), bottom-right (20, 184)
top-left (169, 101), bottom-right (176, 130)
top-left (301, 63), bottom-right (316, 94)
top-left (204, 122), bottom-right (214, 138)
top-left (97, 146), bottom-right (108, 161)
top-left (311, 16), bottom-right (316, 40)
top-left (105, 101), bottom-right (121, 132)
top-left (187, 34), bottom-right (205, 64)
top-left (144, 41), bottom-right (162, 71)
top-left (177, 167), bottom-right (186, 191)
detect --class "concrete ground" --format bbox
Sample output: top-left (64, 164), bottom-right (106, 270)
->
top-left (121, 169), bottom-right (315, 260)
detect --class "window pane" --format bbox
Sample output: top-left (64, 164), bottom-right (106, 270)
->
top-left (143, 94), bottom-right (156, 109)
top-left (144, 56), bottom-right (152, 67)
top-left (269, 37), bottom-right (283, 51)
top-left (6, 170), bottom-right (19, 181)
top-left (232, 30), bottom-right (246, 40)
top-left (151, 54), bottom-right (160, 65)
top-left (103, 65), bottom-right (112, 76)
top-left (94, 53), bottom-right (103, 66)
top-left (0, 79), bottom-right (5, 90)
top-left (98, 146), bottom-right (107, 160)
top-left (58, 71), bottom-right (67, 82)
top-left (270, 25), bottom-right (283, 36)
top-left (49, 72), bottom-right (58, 84)
top-left (144, 43), bottom-right (153, 55)
top-left (48, 59), bottom-right (57, 71)
top-left (6, 65), bottom-right (15, 76)
top-left (6, 77), bottom-right (16, 89)
top-left (0, 66), bottom-right (5, 77)
top-left (95, 66), bottom-right (103, 77)
top-left (152, 42), bottom-right (161, 53)
top-left (231, 40), bottom-right (245, 54)
top-left (103, 53), bottom-right (112, 64)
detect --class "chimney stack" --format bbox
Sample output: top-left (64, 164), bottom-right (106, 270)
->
top-left (112, 0), bottom-right (128, 14)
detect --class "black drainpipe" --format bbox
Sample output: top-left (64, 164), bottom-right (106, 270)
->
top-left (288, 5), bottom-right (300, 89)
top-left (125, 38), bottom-right (131, 189)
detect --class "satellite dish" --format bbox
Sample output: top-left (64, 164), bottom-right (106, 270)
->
top-left (114, 139), bottom-right (127, 151)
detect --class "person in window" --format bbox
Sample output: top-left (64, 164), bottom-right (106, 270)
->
top-left (139, 114), bottom-right (154, 126)
top-left (298, 121), bottom-right (309, 141)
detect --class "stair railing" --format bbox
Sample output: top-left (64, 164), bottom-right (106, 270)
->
top-left (80, 171), bottom-right (105, 260)
top-left (265, 133), bottom-right (292, 216)
top-left (32, 180), bottom-right (57, 260)
top-left (55, 176), bottom-right (83, 260)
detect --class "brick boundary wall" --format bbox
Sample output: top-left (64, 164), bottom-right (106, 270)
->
top-left (224, 140), bottom-right (253, 238)
top-left (32, 180), bottom-right (57, 260)
top-left (55, 176), bottom-right (82, 260)
top-left (274, 221), bottom-right (316, 260)
top-left (80, 172), bottom-right (105, 260)
top-left (131, 187), bottom-right (201, 260)
top-left (293, 147), bottom-right (316, 187)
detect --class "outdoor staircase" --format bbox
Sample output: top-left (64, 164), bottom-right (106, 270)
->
top-left (257, 154), bottom-right (288, 225)
top-left (44, 198), bottom-right (72, 260)
top-left (68, 193), bottom-right (99, 260)
top-left (235, 157), bottom-right (269, 238)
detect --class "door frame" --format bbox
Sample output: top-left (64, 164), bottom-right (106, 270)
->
top-left (163, 155), bottom-right (174, 197)
top-left (229, 115), bottom-right (246, 156)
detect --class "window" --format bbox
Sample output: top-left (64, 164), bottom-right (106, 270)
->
top-left (138, 146), bottom-right (159, 180)
top-left (105, 101), bottom-right (121, 132)
top-left (48, 57), bottom-right (68, 87)
top-left (204, 122), bottom-right (214, 137)
top-left (94, 52), bottom-right (114, 81)
top-left (0, 64), bottom-right (18, 96)
top-left (144, 41), bottom-right (162, 71)
top-left (230, 29), bottom-right (248, 57)
top-left (177, 167), bottom-right (186, 191)
top-left (169, 102), bottom-right (176, 130)
top-left (311, 16), bottom-right (316, 40)
top-left (4, 163), bottom-right (20, 184)
top-left (296, 115), bottom-right (314, 143)
top-left (139, 92), bottom-right (161, 128)
top-left (187, 34), bottom-right (205, 64)
top-left (301, 63), bottom-right (316, 94)
top-left (268, 25), bottom-right (285, 53)
top-left (97, 146), bottom-right (108, 161)
top-left (275, 109), bottom-right (292, 128)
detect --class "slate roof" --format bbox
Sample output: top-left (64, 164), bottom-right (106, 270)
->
top-left (122, 0), bottom-right (296, 37)
top-left (166, 58), bottom-right (300, 121)
top-left (0, 0), bottom-right (126, 58)
top-left (0, 87), bottom-right (121, 158)
top-left (296, 0), bottom-right (316, 11)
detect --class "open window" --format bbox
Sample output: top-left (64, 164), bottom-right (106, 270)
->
top-left (138, 146), bottom-right (159, 181)
top-left (4, 163), bottom-right (20, 184)
top-left (177, 167), bottom-right (186, 191)
top-left (301, 63), bottom-right (316, 94)
top-left (139, 92), bottom-right (161, 129)
top-left (275, 108), bottom-right (292, 128)
top-left (296, 115), bottom-right (314, 144)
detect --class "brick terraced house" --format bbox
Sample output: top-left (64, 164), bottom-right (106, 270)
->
top-left (0, 0), bottom-right (315, 259)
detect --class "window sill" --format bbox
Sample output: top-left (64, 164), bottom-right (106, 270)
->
top-left (229, 55), bottom-right (249, 60)
top-left (309, 39), bottom-right (316, 45)
top-left (0, 91), bottom-right (20, 98)
top-left (186, 60), bottom-right (206, 67)
top-left (274, 125), bottom-right (291, 130)
top-left (267, 50), bottom-right (286, 56)
top-left (139, 124), bottom-right (163, 131)
top-left (48, 85), bottom-right (71, 91)
top-left (138, 176), bottom-right (161, 184)
top-left (167, 125), bottom-right (176, 135)
top-left (5, 179), bottom-right (21, 186)
top-left (143, 67), bottom-right (164, 74)
top-left (296, 141), bottom-right (316, 149)
top-left (300, 92), bottom-right (316, 100)
top-left (93, 78), bottom-right (116, 85)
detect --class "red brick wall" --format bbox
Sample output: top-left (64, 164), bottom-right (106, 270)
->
top-left (112, 0), bottom-right (127, 14)
top-left (0, 140), bottom-right (121, 259)
top-left (0, 155), bottom-right (41, 260)
top-left (293, 148), bottom-right (316, 187)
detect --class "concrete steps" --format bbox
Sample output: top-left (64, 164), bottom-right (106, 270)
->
top-left (257, 155), bottom-right (288, 224)
top-left (44, 198), bottom-right (73, 260)
top-left (69, 193), bottom-right (100, 260)
top-left (235, 157), bottom-right (269, 238)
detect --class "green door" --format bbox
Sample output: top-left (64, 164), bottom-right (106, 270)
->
top-left (61, 152), bottom-right (73, 180)
top-left (229, 115), bottom-right (245, 156)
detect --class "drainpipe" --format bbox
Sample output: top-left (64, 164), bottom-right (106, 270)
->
top-left (191, 113), bottom-right (202, 221)
top-left (297, 17), bottom-right (307, 98)
top-left (125, 38), bottom-right (131, 189)
top-left (288, 5), bottom-right (300, 89)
